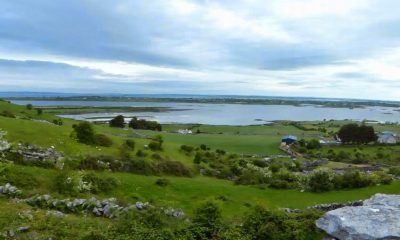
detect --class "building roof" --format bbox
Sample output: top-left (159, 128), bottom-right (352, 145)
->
top-left (282, 135), bottom-right (298, 140)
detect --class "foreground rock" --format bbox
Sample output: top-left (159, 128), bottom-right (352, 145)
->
top-left (316, 194), bottom-right (400, 240)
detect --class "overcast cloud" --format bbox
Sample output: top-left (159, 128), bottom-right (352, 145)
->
top-left (0, 0), bottom-right (399, 100)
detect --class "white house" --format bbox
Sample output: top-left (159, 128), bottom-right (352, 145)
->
top-left (177, 129), bottom-right (193, 135)
top-left (377, 132), bottom-right (397, 144)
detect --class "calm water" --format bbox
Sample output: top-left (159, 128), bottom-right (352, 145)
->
top-left (12, 100), bottom-right (400, 125)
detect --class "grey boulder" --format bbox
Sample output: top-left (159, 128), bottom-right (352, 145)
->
top-left (316, 194), bottom-right (400, 240)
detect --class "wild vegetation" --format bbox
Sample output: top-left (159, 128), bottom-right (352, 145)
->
top-left (0, 100), bottom-right (400, 239)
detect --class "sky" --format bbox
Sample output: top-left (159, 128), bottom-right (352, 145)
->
top-left (0, 0), bottom-right (400, 100)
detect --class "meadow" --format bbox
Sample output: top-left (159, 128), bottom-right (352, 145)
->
top-left (1, 99), bottom-right (400, 238)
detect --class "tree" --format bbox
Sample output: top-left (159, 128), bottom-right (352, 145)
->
top-left (36, 108), bottom-right (43, 115)
top-left (72, 122), bottom-right (95, 145)
top-left (109, 115), bottom-right (125, 128)
top-left (128, 117), bottom-right (162, 131)
top-left (306, 139), bottom-right (321, 149)
top-left (338, 124), bottom-right (377, 144)
top-left (26, 104), bottom-right (33, 110)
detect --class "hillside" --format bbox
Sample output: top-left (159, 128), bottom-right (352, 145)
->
top-left (1, 99), bottom-right (400, 239)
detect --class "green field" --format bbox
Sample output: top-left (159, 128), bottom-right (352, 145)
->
top-left (1, 99), bottom-right (400, 238)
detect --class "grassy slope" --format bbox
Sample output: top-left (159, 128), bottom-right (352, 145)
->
top-left (1, 100), bottom-right (400, 219)
top-left (5, 164), bottom-right (400, 220)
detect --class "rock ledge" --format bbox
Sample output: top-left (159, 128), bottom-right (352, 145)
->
top-left (316, 194), bottom-right (400, 240)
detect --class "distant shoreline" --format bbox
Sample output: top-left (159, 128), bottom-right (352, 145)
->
top-left (7, 95), bottom-right (400, 109)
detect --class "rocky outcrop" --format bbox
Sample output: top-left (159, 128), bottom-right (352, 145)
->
top-left (316, 194), bottom-right (400, 240)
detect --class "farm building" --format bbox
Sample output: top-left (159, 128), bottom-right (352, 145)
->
top-left (281, 135), bottom-right (298, 145)
top-left (377, 131), bottom-right (397, 144)
top-left (177, 129), bottom-right (193, 135)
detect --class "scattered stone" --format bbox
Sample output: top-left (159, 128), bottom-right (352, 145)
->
top-left (316, 194), bottom-right (400, 240)
top-left (16, 226), bottom-right (30, 233)
top-left (18, 210), bottom-right (33, 221)
top-left (12, 144), bottom-right (64, 169)
top-left (303, 159), bottom-right (329, 168)
top-left (0, 183), bottom-right (22, 197)
top-left (307, 200), bottom-right (363, 211)
top-left (46, 210), bottom-right (65, 218)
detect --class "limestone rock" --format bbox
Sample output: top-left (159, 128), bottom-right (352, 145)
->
top-left (316, 194), bottom-right (400, 240)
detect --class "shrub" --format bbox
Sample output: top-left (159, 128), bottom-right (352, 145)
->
top-left (372, 171), bottom-right (392, 185)
top-left (269, 170), bottom-right (298, 189)
top-left (333, 171), bottom-right (374, 189)
top-left (156, 160), bottom-right (192, 177)
top-left (109, 115), bottom-right (125, 128)
top-left (308, 170), bottom-right (333, 192)
top-left (54, 172), bottom-right (77, 196)
top-left (180, 145), bottom-right (195, 154)
top-left (191, 200), bottom-right (222, 239)
top-left (79, 155), bottom-right (115, 171)
top-left (306, 139), bottom-right (321, 149)
top-left (242, 206), bottom-right (322, 240)
top-left (269, 163), bottom-right (281, 173)
top-left (148, 135), bottom-right (163, 151)
top-left (129, 158), bottom-right (155, 175)
top-left (148, 141), bottom-right (162, 151)
top-left (94, 134), bottom-right (113, 147)
top-left (26, 104), bottom-right (33, 110)
top-left (338, 123), bottom-right (377, 144)
top-left (52, 119), bottom-right (63, 126)
top-left (0, 167), bottom-right (39, 188)
top-left (388, 167), bottom-right (400, 176)
top-left (1, 110), bottom-right (15, 118)
top-left (125, 139), bottom-right (135, 150)
top-left (36, 108), bottom-right (43, 115)
top-left (72, 122), bottom-right (95, 145)
top-left (128, 117), bottom-right (162, 131)
top-left (136, 150), bottom-right (147, 157)
top-left (235, 169), bottom-right (267, 185)
top-left (155, 178), bottom-right (170, 187)
top-left (81, 172), bottom-right (119, 193)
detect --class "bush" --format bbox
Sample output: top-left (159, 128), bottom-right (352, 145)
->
top-left (372, 171), bottom-right (392, 185)
top-left (54, 172), bottom-right (77, 196)
top-left (1, 110), bottom-right (15, 118)
top-left (26, 104), bottom-right (33, 110)
top-left (156, 160), bottom-right (192, 177)
top-left (180, 145), bottom-right (195, 154)
top-left (72, 122), bottom-right (95, 145)
top-left (235, 169), bottom-right (267, 185)
top-left (128, 117), bottom-right (162, 131)
top-left (388, 167), bottom-right (400, 176)
top-left (79, 155), bottom-right (116, 171)
top-left (338, 123), bottom-right (377, 144)
top-left (125, 139), bottom-right (135, 150)
top-left (148, 135), bottom-right (163, 151)
top-left (191, 200), bottom-right (222, 239)
top-left (333, 171), bottom-right (374, 189)
top-left (109, 115), bottom-right (125, 128)
top-left (52, 119), bottom-right (63, 125)
top-left (36, 108), bottom-right (43, 115)
top-left (308, 170), bottom-right (333, 192)
top-left (242, 206), bottom-right (322, 240)
top-left (0, 167), bottom-right (39, 188)
top-left (136, 150), bottom-right (147, 157)
top-left (94, 134), bottom-right (113, 147)
top-left (155, 178), bottom-right (170, 187)
top-left (148, 141), bottom-right (162, 151)
top-left (269, 171), bottom-right (298, 189)
top-left (128, 158), bottom-right (155, 175)
top-left (81, 172), bottom-right (119, 193)
top-left (306, 139), bottom-right (321, 149)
